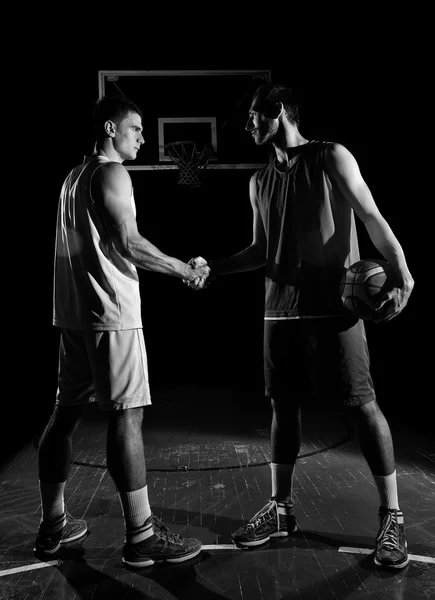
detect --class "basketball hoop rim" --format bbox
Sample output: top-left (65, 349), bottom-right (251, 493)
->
top-left (164, 140), bottom-right (216, 166)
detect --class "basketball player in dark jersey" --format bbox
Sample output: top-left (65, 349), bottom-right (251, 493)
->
top-left (188, 83), bottom-right (414, 569)
top-left (35, 95), bottom-right (209, 567)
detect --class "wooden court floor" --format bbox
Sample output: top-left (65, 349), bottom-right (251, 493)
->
top-left (1, 385), bottom-right (434, 599)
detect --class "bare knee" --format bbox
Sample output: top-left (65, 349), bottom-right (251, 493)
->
top-left (356, 399), bottom-right (379, 414)
top-left (351, 399), bottom-right (386, 424)
top-left (108, 407), bottom-right (144, 433)
top-left (270, 397), bottom-right (301, 421)
top-left (47, 404), bottom-right (83, 435)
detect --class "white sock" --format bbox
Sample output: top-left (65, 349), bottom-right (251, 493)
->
top-left (39, 481), bottom-right (66, 531)
top-left (118, 485), bottom-right (153, 544)
top-left (373, 471), bottom-right (400, 510)
top-left (270, 462), bottom-right (295, 507)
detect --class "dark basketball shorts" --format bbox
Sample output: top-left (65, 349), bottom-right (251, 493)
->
top-left (264, 316), bottom-right (376, 407)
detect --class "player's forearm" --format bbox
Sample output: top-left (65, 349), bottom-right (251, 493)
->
top-left (125, 237), bottom-right (193, 280)
top-left (209, 244), bottom-right (266, 276)
top-left (364, 216), bottom-right (414, 286)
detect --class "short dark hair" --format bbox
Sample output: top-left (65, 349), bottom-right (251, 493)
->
top-left (92, 94), bottom-right (143, 140)
top-left (253, 83), bottom-right (300, 127)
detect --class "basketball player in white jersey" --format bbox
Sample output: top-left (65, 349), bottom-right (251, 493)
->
top-left (188, 83), bottom-right (414, 569)
top-left (35, 94), bottom-right (210, 568)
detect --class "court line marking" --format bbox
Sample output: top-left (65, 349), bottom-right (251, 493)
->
top-left (0, 560), bottom-right (60, 577)
top-left (202, 544), bottom-right (241, 551)
top-left (339, 546), bottom-right (435, 564)
top-left (1, 545), bottom-right (433, 577)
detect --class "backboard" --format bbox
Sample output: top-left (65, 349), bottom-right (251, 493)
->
top-left (98, 70), bottom-right (272, 171)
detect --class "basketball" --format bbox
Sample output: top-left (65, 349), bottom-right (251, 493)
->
top-left (340, 259), bottom-right (398, 322)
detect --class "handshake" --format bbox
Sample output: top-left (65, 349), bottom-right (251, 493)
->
top-left (183, 256), bottom-right (213, 291)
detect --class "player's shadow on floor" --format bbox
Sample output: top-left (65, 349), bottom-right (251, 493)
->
top-left (56, 553), bottom-right (233, 600)
top-left (55, 550), bottom-right (407, 600)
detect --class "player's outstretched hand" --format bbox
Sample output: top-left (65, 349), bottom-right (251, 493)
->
top-left (183, 256), bottom-right (212, 290)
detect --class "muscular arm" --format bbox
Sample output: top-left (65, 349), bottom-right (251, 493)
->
top-left (92, 162), bottom-right (207, 282)
top-left (324, 143), bottom-right (414, 309)
top-left (208, 174), bottom-right (267, 276)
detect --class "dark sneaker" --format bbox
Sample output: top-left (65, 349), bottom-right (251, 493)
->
top-left (122, 515), bottom-right (202, 568)
top-left (34, 511), bottom-right (88, 556)
top-left (232, 499), bottom-right (297, 547)
top-left (374, 507), bottom-right (409, 569)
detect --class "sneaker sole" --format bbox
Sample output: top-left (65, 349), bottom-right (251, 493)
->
top-left (122, 547), bottom-right (202, 568)
top-left (373, 556), bottom-right (409, 569)
top-left (34, 527), bottom-right (88, 555)
top-left (233, 525), bottom-right (297, 547)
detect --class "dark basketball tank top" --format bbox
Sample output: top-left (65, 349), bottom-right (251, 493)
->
top-left (255, 141), bottom-right (360, 318)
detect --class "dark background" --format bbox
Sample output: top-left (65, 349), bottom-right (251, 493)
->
top-left (6, 27), bottom-right (429, 463)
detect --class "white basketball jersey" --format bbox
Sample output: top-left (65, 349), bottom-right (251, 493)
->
top-left (53, 155), bottom-right (142, 330)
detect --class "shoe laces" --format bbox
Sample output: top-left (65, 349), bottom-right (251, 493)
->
top-left (246, 500), bottom-right (277, 532)
top-left (377, 512), bottom-right (399, 550)
top-left (152, 516), bottom-right (183, 543)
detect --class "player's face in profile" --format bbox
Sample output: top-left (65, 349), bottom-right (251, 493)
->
top-left (113, 112), bottom-right (145, 161)
top-left (245, 96), bottom-right (279, 145)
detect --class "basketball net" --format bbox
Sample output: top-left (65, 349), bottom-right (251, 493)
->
top-left (164, 141), bottom-right (214, 188)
